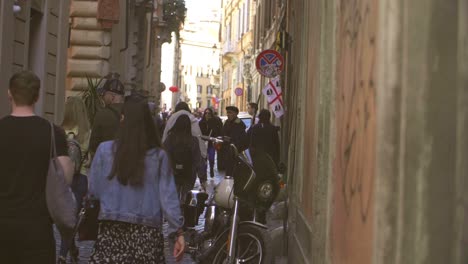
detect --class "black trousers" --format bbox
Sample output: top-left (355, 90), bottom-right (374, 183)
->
top-left (0, 217), bottom-right (55, 264)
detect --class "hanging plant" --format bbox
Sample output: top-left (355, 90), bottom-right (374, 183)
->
top-left (163, 0), bottom-right (186, 41)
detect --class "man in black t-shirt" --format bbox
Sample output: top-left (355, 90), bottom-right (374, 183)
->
top-left (0, 71), bottom-right (73, 263)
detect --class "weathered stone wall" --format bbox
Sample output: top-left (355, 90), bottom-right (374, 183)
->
top-left (331, 0), bottom-right (378, 263)
top-left (285, 0), bottom-right (468, 263)
top-left (375, 0), bottom-right (466, 263)
top-left (67, 0), bottom-right (111, 91)
top-left (0, 0), bottom-right (70, 121)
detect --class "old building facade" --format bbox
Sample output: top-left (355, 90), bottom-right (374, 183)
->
top-left (177, 0), bottom-right (222, 111)
top-left (67, 0), bottom-right (168, 104)
top-left (250, 0), bottom-right (286, 114)
top-left (0, 0), bottom-right (70, 121)
top-left (219, 0), bottom-right (254, 115)
top-left (0, 0), bottom-right (171, 119)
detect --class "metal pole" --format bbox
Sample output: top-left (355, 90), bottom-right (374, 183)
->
top-left (227, 197), bottom-right (240, 263)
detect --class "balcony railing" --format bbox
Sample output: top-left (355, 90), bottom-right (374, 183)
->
top-left (222, 41), bottom-right (238, 55)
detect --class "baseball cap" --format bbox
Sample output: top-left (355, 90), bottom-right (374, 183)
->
top-left (100, 72), bottom-right (125, 95)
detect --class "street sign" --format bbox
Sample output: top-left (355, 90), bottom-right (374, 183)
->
top-left (255, 50), bottom-right (284, 78)
top-left (234, 87), bottom-right (244, 96)
top-left (262, 76), bottom-right (284, 118)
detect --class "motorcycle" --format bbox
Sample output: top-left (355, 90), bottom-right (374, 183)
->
top-left (182, 135), bottom-right (281, 264)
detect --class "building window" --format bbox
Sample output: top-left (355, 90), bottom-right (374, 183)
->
top-left (197, 85), bottom-right (203, 93)
top-left (237, 10), bottom-right (241, 40)
top-left (207, 85), bottom-right (213, 94)
top-left (240, 6), bottom-right (244, 35)
top-left (207, 99), bottom-right (211, 107)
top-left (246, 0), bottom-right (250, 31)
top-left (255, 4), bottom-right (261, 49)
top-left (227, 23), bottom-right (231, 44)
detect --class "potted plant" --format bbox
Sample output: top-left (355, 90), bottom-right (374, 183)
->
top-left (81, 76), bottom-right (105, 125)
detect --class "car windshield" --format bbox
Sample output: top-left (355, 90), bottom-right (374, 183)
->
top-left (241, 118), bottom-right (252, 128)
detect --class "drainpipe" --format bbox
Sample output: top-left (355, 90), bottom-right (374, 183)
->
top-left (240, 31), bottom-right (246, 111)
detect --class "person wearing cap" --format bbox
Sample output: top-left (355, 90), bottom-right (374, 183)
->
top-left (221, 106), bottom-right (247, 176)
top-left (89, 73), bottom-right (125, 154)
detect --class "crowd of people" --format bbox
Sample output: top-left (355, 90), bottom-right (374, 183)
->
top-left (0, 70), bottom-right (280, 264)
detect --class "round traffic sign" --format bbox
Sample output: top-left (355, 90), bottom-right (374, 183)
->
top-left (234, 87), bottom-right (243, 96)
top-left (255, 49), bottom-right (284, 78)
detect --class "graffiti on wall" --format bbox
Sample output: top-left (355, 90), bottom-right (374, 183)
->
top-left (332, 0), bottom-right (377, 263)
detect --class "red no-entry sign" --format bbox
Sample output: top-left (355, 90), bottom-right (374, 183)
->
top-left (255, 50), bottom-right (284, 78)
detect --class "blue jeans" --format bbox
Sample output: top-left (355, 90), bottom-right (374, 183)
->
top-left (205, 145), bottom-right (216, 173)
top-left (59, 173), bottom-right (88, 258)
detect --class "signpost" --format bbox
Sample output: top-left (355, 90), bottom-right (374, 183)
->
top-left (255, 49), bottom-right (286, 118)
top-left (255, 49), bottom-right (284, 78)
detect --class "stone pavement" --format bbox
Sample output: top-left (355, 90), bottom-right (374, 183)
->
top-left (55, 167), bottom-right (287, 263)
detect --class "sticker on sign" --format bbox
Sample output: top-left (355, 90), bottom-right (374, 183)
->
top-left (234, 87), bottom-right (243, 96)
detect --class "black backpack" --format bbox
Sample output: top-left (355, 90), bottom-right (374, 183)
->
top-left (169, 138), bottom-right (193, 185)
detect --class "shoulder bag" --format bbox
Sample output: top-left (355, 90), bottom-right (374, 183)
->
top-left (46, 122), bottom-right (77, 240)
top-left (76, 195), bottom-right (100, 241)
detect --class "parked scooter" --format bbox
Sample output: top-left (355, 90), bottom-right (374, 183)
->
top-left (182, 135), bottom-right (282, 264)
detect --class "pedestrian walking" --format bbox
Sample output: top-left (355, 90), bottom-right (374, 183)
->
top-left (221, 106), bottom-right (247, 176)
top-left (245, 109), bottom-right (280, 167)
top-left (247, 102), bottom-right (259, 130)
top-left (88, 73), bottom-right (125, 155)
top-left (58, 96), bottom-right (91, 263)
top-left (61, 96), bottom-right (92, 174)
top-left (163, 102), bottom-right (207, 181)
top-left (0, 71), bottom-right (74, 263)
top-left (147, 101), bottom-right (165, 137)
top-left (213, 111), bottom-right (226, 171)
top-left (164, 115), bottom-right (205, 202)
top-left (199, 107), bottom-right (222, 178)
top-left (88, 99), bottom-right (185, 263)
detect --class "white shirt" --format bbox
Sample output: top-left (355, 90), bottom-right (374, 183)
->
top-left (162, 110), bottom-right (207, 158)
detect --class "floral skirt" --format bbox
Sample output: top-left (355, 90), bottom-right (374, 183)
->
top-left (89, 221), bottom-right (166, 264)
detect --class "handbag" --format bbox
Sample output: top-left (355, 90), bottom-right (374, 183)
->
top-left (46, 122), bottom-right (77, 240)
top-left (76, 195), bottom-right (100, 241)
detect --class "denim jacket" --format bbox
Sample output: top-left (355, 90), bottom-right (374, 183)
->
top-left (88, 141), bottom-right (182, 234)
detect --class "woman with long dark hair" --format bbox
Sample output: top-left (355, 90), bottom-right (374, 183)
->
top-left (199, 107), bottom-right (222, 178)
top-left (164, 115), bottom-right (205, 200)
top-left (88, 100), bottom-right (185, 263)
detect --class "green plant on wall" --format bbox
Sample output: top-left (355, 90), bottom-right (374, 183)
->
top-left (163, 0), bottom-right (186, 40)
top-left (81, 76), bottom-right (104, 125)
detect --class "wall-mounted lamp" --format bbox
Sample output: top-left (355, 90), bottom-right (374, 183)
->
top-left (13, 4), bottom-right (21, 13)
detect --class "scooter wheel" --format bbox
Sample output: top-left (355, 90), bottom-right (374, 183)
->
top-left (204, 225), bottom-right (272, 264)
